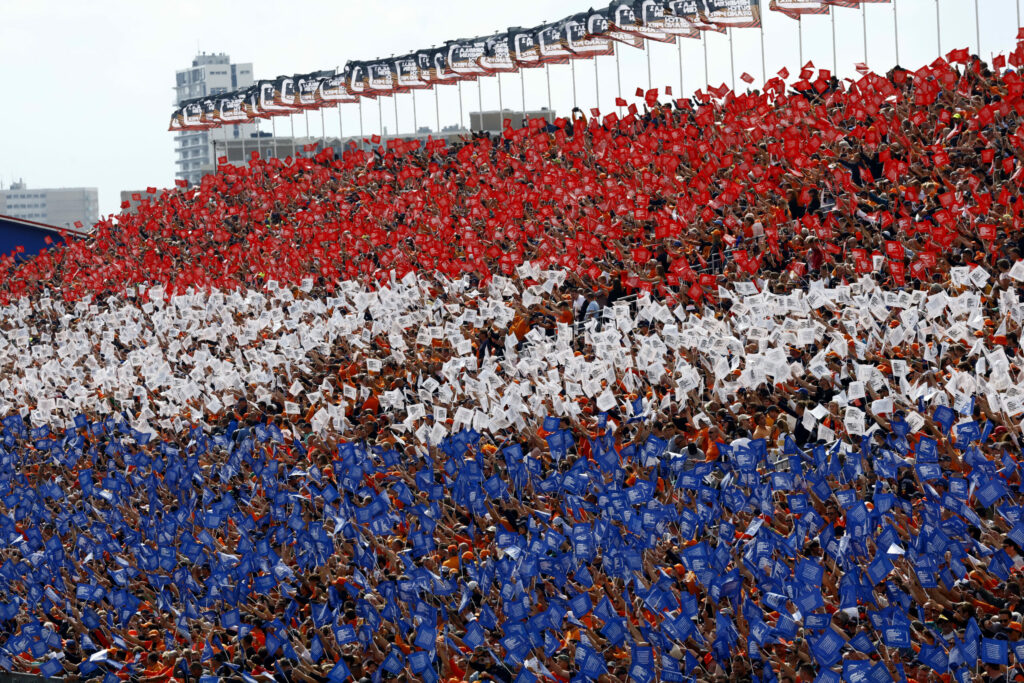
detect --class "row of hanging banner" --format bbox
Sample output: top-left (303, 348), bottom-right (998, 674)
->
top-left (168, 0), bottom-right (892, 132)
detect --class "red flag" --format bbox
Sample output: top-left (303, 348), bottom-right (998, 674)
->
top-left (946, 47), bottom-right (969, 64)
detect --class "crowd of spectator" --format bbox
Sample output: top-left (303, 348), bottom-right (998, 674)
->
top-left (0, 45), bottom-right (1023, 683)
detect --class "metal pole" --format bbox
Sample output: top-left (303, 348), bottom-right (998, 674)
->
top-left (595, 56), bottom-right (600, 112)
top-left (459, 81), bottom-right (465, 130)
top-left (520, 69), bottom-right (526, 127)
top-left (412, 91), bottom-right (419, 135)
top-left (305, 108), bottom-right (311, 144)
top-left (342, 102), bottom-right (350, 149)
top-left (729, 28), bottom-right (735, 92)
top-left (646, 44), bottom-right (652, 91)
top-left (435, 86), bottom-right (441, 133)
top-left (798, 15), bottom-right (803, 67)
top-left (975, 0), bottom-right (980, 56)
top-left (256, 118), bottom-right (261, 157)
top-left (572, 59), bottom-right (578, 108)
top-left (678, 38), bottom-right (684, 98)
top-left (289, 114), bottom-right (295, 157)
top-left (546, 64), bottom-right (552, 112)
top-left (615, 43), bottom-right (623, 115)
top-left (320, 107), bottom-right (325, 150)
top-left (271, 117), bottom-right (277, 159)
top-left (936, 0), bottom-right (941, 56)
top-left (358, 98), bottom-right (364, 150)
top-left (393, 94), bottom-right (399, 137)
top-left (703, 32), bottom-right (709, 89)
top-left (862, 3), bottom-right (868, 67)
top-left (760, 24), bottom-right (767, 86)
top-left (477, 79), bottom-right (483, 131)
top-left (893, 0), bottom-right (900, 66)
top-left (832, 6), bottom-right (838, 76)
top-left (378, 96), bottom-right (383, 138)
top-left (497, 72), bottom-right (503, 120)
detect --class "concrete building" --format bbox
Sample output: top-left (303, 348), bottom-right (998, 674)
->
top-left (213, 133), bottom-right (461, 166)
top-left (120, 189), bottom-right (168, 215)
top-left (0, 181), bottom-right (98, 230)
top-left (174, 52), bottom-right (257, 187)
top-left (210, 109), bottom-right (559, 170)
top-left (470, 109), bottom-right (557, 133)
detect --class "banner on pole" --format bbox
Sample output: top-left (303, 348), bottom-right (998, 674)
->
top-left (366, 61), bottom-right (397, 96)
top-left (319, 72), bottom-right (360, 104)
top-left (394, 55), bottom-right (431, 89)
top-left (769, 0), bottom-right (830, 19)
top-left (479, 33), bottom-right (519, 73)
top-left (704, 0), bottom-right (763, 28)
top-left (343, 62), bottom-right (377, 99)
top-left (600, 3), bottom-right (647, 47)
top-left (564, 11), bottom-right (617, 58)
top-left (536, 21), bottom-right (574, 63)
top-left (666, 1), bottom-right (728, 33)
top-left (509, 27), bottom-right (546, 67)
top-left (448, 37), bottom-right (490, 78)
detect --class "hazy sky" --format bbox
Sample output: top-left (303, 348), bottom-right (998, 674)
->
top-left (1, 0), bottom-right (1022, 218)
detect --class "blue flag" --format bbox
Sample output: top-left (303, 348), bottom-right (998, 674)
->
top-left (327, 658), bottom-right (351, 682)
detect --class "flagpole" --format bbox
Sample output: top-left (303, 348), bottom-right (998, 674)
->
top-left (616, 43), bottom-right (623, 115)
top-left (458, 81), bottom-right (465, 131)
top-left (412, 90), bottom-right (419, 135)
top-left (863, 4), bottom-right (868, 68)
top-left (378, 97), bottom-right (383, 139)
top-left (271, 117), bottom-right (277, 160)
top-left (337, 103), bottom-right (343, 150)
top-left (546, 63), bottom-right (552, 113)
top-left (358, 98), bottom-right (364, 150)
top-left (256, 118), bottom-right (261, 158)
top-left (831, 6), bottom-right (838, 76)
top-left (520, 68), bottom-right (526, 127)
top-left (289, 113), bottom-right (295, 158)
top-left (571, 59), bottom-right (578, 109)
top-left (305, 108), bottom-right (311, 147)
top-left (394, 94), bottom-right (399, 137)
top-left (729, 28), bottom-right (735, 92)
top-left (477, 79), bottom-right (483, 132)
top-left (975, 0), bottom-right (981, 56)
top-left (894, 0), bottom-right (900, 65)
top-left (678, 38), bottom-right (684, 99)
top-left (595, 54), bottom-right (601, 111)
top-left (936, 0), bottom-right (941, 56)
top-left (497, 72), bottom-right (503, 121)
top-left (646, 43), bottom-right (652, 91)
top-left (798, 15), bottom-right (803, 66)
top-left (320, 107), bottom-right (325, 151)
top-left (435, 86), bottom-right (441, 133)
top-left (703, 32), bottom-right (709, 89)
top-left (760, 24), bottom-right (766, 85)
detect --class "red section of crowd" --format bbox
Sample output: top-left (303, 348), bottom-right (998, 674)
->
top-left (6, 49), bottom-right (1024, 305)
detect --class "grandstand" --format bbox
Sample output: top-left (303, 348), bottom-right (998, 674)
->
top-left (2, 13), bottom-right (1024, 683)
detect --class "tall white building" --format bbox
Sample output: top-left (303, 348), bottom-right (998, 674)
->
top-left (0, 181), bottom-right (98, 230)
top-left (174, 53), bottom-right (257, 187)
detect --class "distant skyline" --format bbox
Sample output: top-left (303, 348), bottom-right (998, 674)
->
top-left (2, 0), bottom-right (1022, 219)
